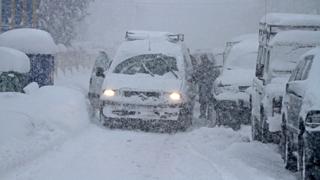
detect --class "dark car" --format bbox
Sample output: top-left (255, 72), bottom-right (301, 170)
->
top-left (281, 48), bottom-right (320, 180)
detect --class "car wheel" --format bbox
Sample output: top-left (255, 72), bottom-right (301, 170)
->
top-left (280, 114), bottom-right (287, 160)
top-left (251, 116), bottom-right (261, 141)
top-left (178, 104), bottom-right (193, 131)
top-left (299, 137), bottom-right (315, 180)
top-left (285, 132), bottom-right (297, 172)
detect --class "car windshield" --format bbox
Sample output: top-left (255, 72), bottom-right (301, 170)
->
top-left (269, 45), bottom-right (314, 76)
top-left (113, 54), bottom-right (179, 78)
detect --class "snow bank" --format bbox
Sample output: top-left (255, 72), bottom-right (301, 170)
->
top-left (0, 86), bottom-right (89, 174)
top-left (0, 47), bottom-right (30, 73)
top-left (260, 13), bottom-right (320, 26)
top-left (0, 28), bottom-right (57, 54)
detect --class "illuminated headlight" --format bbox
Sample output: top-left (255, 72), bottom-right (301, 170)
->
top-left (103, 89), bottom-right (116, 97)
top-left (170, 92), bottom-right (181, 101)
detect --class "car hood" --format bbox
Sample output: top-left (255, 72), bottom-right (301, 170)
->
top-left (102, 73), bottom-right (183, 93)
top-left (216, 68), bottom-right (254, 86)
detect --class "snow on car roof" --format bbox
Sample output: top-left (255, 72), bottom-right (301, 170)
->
top-left (270, 30), bottom-right (320, 47)
top-left (0, 28), bottom-right (57, 54)
top-left (260, 13), bottom-right (320, 27)
top-left (0, 47), bottom-right (30, 73)
top-left (229, 33), bottom-right (258, 44)
top-left (225, 36), bottom-right (258, 69)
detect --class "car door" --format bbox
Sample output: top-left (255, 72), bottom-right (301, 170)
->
top-left (88, 51), bottom-right (111, 109)
top-left (287, 56), bottom-right (313, 131)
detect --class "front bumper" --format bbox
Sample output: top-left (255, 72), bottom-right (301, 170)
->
top-left (101, 100), bottom-right (182, 121)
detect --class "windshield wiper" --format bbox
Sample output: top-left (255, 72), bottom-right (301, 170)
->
top-left (157, 55), bottom-right (179, 79)
top-left (141, 62), bottom-right (154, 77)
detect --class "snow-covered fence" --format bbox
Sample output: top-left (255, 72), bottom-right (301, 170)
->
top-left (54, 45), bottom-right (99, 75)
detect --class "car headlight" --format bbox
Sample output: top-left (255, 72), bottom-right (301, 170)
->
top-left (170, 92), bottom-right (181, 101)
top-left (103, 89), bottom-right (116, 97)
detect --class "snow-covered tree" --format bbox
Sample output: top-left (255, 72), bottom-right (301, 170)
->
top-left (38, 0), bottom-right (93, 45)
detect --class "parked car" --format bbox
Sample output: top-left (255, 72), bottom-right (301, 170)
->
top-left (98, 31), bottom-right (196, 132)
top-left (252, 30), bottom-right (320, 143)
top-left (252, 13), bottom-right (320, 142)
top-left (0, 47), bottom-right (30, 92)
top-left (88, 51), bottom-right (111, 113)
top-left (282, 48), bottom-right (320, 180)
top-left (213, 34), bottom-right (258, 130)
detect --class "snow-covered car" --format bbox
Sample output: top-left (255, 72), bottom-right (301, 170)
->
top-left (252, 30), bottom-right (320, 143)
top-left (88, 51), bottom-right (111, 112)
top-left (0, 47), bottom-right (30, 92)
top-left (213, 34), bottom-right (258, 130)
top-left (282, 48), bottom-right (320, 180)
top-left (252, 13), bottom-right (320, 143)
top-left (99, 31), bottom-right (196, 132)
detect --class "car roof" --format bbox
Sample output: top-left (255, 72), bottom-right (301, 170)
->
top-left (0, 46), bottom-right (30, 73)
top-left (270, 30), bottom-right (320, 47)
top-left (260, 13), bottom-right (320, 27)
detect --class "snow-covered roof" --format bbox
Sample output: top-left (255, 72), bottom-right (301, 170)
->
top-left (225, 36), bottom-right (258, 69)
top-left (0, 47), bottom-right (30, 73)
top-left (260, 13), bottom-right (320, 27)
top-left (0, 28), bottom-right (57, 54)
top-left (270, 30), bottom-right (320, 47)
top-left (229, 33), bottom-right (258, 44)
top-left (125, 30), bottom-right (184, 42)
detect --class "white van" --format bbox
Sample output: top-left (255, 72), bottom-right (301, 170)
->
top-left (96, 31), bottom-right (196, 132)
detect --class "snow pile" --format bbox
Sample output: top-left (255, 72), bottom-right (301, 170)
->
top-left (0, 86), bottom-right (89, 174)
top-left (0, 28), bottom-right (57, 54)
top-left (0, 47), bottom-right (30, 73)
top-left (261, 13), bottom-right (320, 26)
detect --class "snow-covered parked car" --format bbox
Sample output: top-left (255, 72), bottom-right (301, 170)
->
top-left (282, 48), bottom-right (320, 180)
top-left (252, 30), bottom-right (320, 143)
top-left (0, 47), bottom-right (30, 92)
top-left (98, 31), bottom-right (196, 132)
top-left (0, 28), bottom-right (57, 87)
top-left (252, 13), bottom-right (320, 143)
top-left (213, 34), bottom-right (258, 130)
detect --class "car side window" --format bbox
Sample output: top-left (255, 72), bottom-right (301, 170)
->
top-left (301, 55), bottom-right (314, 81)
top-left (289, 61), bottom-right (303, 82)
top-left (294, 60), bottom-right (307, 81)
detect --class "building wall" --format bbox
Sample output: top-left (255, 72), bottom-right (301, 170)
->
top-left (0, 0), bottom-right (40, 32)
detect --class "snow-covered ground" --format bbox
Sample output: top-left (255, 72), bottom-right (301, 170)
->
top-left (0, 70), bottom-right (296, 180)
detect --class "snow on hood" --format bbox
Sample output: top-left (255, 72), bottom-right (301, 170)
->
top-left (270, 30), bottom-right (320, 47)
top-left (102, 73), bottom-right (182, 93)
top-left (216, 68), bottom-right (254, 87)
top-left (0, 47), bottom-right (30, 73)
top-left (260, 13), bottom-right (320, 26)
top-left (0, 28), bottom-right (57, 54)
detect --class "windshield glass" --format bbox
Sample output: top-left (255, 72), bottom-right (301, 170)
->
top-left (113, 54), bottom-right (179, 77)
top-left (269, 45), bottom-right (314, 76)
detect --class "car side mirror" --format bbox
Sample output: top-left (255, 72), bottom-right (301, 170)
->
top-left (96, 67), bottom-right (105, 78)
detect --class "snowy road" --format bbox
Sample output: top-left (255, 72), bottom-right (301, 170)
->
top-left (3, 125), bottom-right (295, 180)
top-left (1, 70), bottom-right (296, 180)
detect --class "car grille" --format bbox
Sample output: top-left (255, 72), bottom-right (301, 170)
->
top-left (123, 91), bottom-right (160, 98)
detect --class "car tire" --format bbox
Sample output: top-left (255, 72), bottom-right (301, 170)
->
top-left (285, 132), bottom-right (298, 172)
top-left (178, 103), bottom-right (193, 131)
top-left (280, 114), bottom-right (287, 160)
top-left (299, 139), bottom-right (315, 180)
top-left (251, 116), bottom-right (261, 141)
